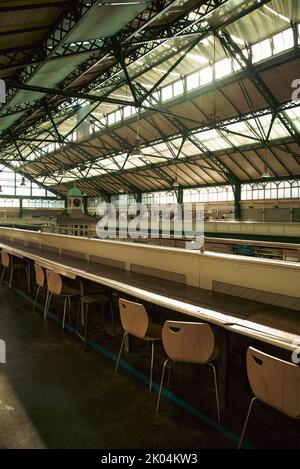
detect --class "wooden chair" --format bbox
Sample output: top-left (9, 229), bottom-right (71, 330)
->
top-left (33, 264), bottom-right (48, 312)
top-left (156, 320), bottom-right (220, 422)
top-left (239, 347), bottom-right (300, 448)
top-left (115, 298), bottom-right (162, 392)
top-left (0, 252), bottom-right (30, 291)
top-left (44, 270), bottom-right (81, 329)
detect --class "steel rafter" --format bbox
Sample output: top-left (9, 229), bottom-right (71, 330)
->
top-left (0, 0), bottom-right (269, 160)
top-left (2, 0), bottom-right (102, 109)
top-left (0, 0), bottom-right (178, 120)
top-left (217, 30), bottom-right (300, 147)
top-left (45, 137), bottom-right (299, 194)
top-left (0, 0), bottom-right (230, 142)
top-left (0, 39), bottom-right (105, 74)
top-left (19, 100), bottom-right (300, 177)
top-left (136, 82), bottom-right (235, 184)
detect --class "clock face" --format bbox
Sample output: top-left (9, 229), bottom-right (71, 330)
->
top-left (73, 198), bottom-right (81, 208)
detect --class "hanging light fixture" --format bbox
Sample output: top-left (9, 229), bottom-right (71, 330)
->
top-left (172, 164), bottom-right (180, 202)
top-left (57, 164), bottom-right (64, 176)
top-left (261, 147), bottom-right (271, 178)
top-left (20, 176), bottom-right (26, 186)
top-left (207, 35), bottom-right (220, 125)
top-left (131, 110), bottom-right (144, 158)
top-left (172, 177), bottom-right (179, 189)
top-left (261, 163), bottom-right (271, 178)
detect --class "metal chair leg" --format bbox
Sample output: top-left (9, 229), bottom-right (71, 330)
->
top-left (62, 297), bottom-right (67, 329)
top-left (44, 291), bottom-right (50, 320)
top-left (109, 301), bottom-right (115, 337)
top-left (84, 304), bottom-right (89, 350)
top-left (115, 331), bottom-right (128, 373)
top-left (156, 358), bottom-right (170, 413)
top-left (208, 362), bottom-right (221, 423)
top-left (1, 267), bottom-right (6, 284)
top-left (68, 296), bottom-right (71, 325)
top-left (75, 297), bottom-right (81, 337)
top-left (9, 267), bottom-right (13, 288)
top-left (149, 341), bottom-right (155, 392)
top-left (33, 286), bottom-right (40, 312)
top-left (238, 397), bottom-right (257, 449)
top-left (26, 266), bottom-right (30, 293)
top-left (46, 292), bottom-right (53, 320)
top-left (167, 360), bottom-right (173, 388)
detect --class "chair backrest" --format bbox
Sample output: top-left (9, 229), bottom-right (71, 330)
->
top-left (46, 270), bottom-right (62, 295)
top-left (118, 298), bottom-right (149, 339)
top-left (34, 265), bottom-right (45, 288)
top-left (162, 321), bottom-right (216, 364)
top-left (247, 347), bottom-right (300, 419)
top-left (1, 252), bottom-right (10, 268)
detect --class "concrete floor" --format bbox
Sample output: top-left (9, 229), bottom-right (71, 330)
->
top-left (0, 283), bottom-right (235, 449)
top-left (0, 281), bottom-right (299, 449)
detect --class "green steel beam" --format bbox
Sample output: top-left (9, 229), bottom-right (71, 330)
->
top-left (217, 30), bottom-right (300, 147)
top-left (42, 137), bottom-right (299, 194)
top-left (0, 0), bottom-right (231, 140)
top-left (20, 100), bottom-right (300, 177)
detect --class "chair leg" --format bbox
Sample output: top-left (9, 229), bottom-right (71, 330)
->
top-left (84, 304), bottom-right (89, 350)
top-left (33, 286), bottom-right (40, 312)
top-left (44, 291), bottom-right (50, 320)
top-left (9, 267), bottom-right (13, 288)
top-left (68, 296), bottom-right (71, 325)
top-left (208, 362), bottom-right (221, 423)
top-left (167, 360), bottom-right (173, 388)
top-left (109, 301), bottom-right (115, 337)
top-left (238, 397), bottom-right (257, 449)
top-left (149, 341), bottom-right (155, 392)
top-left (156, 358), bottom-right (170, 413)
top-left (76, 299), bottom-right (82, 338)
top-left (62, 297), bottom-right (67, 329)
top-left (1, 267), bottom-right (6, 284)
top-left (25, 266), bottom-right (30, 293)
top-left (44, 290), bottom-right (50, 320)
top-left (115, 331), bottom-right (127, 373)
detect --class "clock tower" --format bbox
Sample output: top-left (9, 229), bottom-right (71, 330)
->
top-left (67, 187), bottom-right (84, 217)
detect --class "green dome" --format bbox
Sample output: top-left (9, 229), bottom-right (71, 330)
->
top-left (67, 187), bottom-right (82, 197)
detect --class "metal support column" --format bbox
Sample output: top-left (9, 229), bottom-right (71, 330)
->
top-left (19, 198), bottom-right (23, 218)
top-left (234, 182), bottom-right (241, 220)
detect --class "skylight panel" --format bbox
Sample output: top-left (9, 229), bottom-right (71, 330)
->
top-left (284, 107), bottom-right (300, 132)
top-left (107, 113), bottom-right (115, 125)
top-left (186, 53), bottom-right (209, 65)
top-left (173, 80), bottom-right (184, 97)
top-left (88, 168), bottom-right (106, 177)
top-left (204, 137), bottom-right (231, 151)
top-left (263, 5), bottom-right (290, 23)
top-left (221, 131), bottom-right (255, 147)
top-left (252, 38), bottom-right (272, 63)
top-left (199, 66), bottom-right (213, 85)
top-left (268, 118), bottom-right (290, 139)
top-left (215, 58), bottom-right (232, 79)
top-left (186, 71), bottom-right (200, 91)
top-left (273, 28), bottom-right (294, 54)
top-left (194, 129), bottom-right (230, 151)
top-left (161, 84), bottom-right (173, 101)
